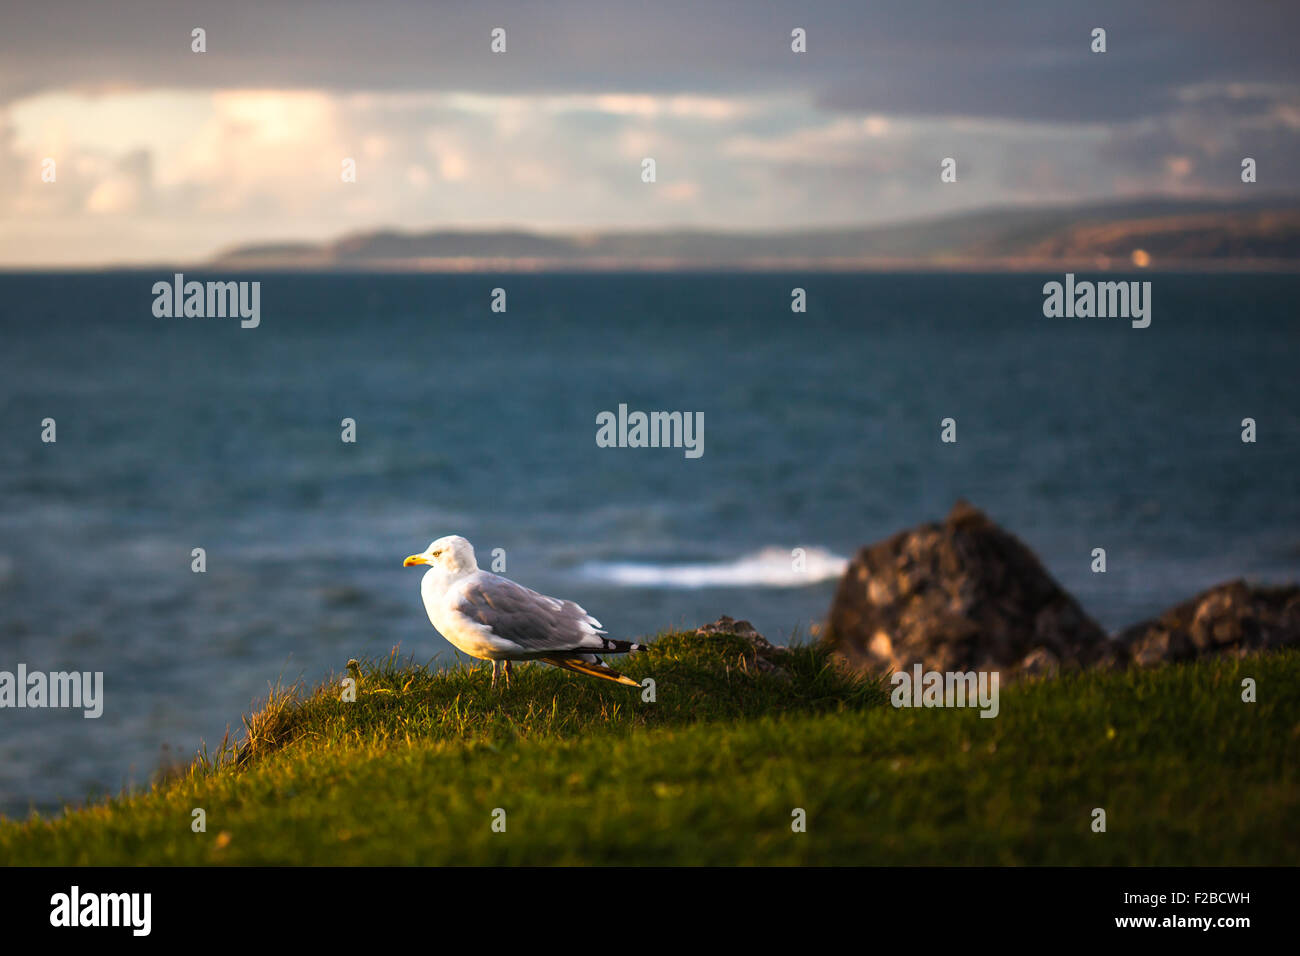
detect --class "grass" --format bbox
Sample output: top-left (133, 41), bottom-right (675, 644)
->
top-left (1, 632), bottom-right (1297, 865)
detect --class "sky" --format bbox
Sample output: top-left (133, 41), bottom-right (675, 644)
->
top-left (1, 0), bottom-right (1298, 265)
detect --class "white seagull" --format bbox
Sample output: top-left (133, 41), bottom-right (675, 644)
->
top-left (403, 535), bottom-right (646, 688)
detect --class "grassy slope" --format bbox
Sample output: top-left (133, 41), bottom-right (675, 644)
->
top-left (1, 634), bottom-right (1297, 865)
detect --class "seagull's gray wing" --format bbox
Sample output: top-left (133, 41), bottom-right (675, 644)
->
top-left (451, 571), bottom-right (608, 655)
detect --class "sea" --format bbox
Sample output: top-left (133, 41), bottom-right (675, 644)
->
top-left (1, 271), bottom-right (1297, 817)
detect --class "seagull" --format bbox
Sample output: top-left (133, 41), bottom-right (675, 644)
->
top-left (403, 535), bottom-right (645, 688)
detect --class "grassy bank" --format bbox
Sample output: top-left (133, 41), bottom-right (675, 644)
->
top-left (2, 634), bottom-right (1297, 865)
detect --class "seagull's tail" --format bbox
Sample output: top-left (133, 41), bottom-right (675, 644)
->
top-left (541, 654), bottom-right (640, 687)
top-left (599, 638), bottom-right (649, 654)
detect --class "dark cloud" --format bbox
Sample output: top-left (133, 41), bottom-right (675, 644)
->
top-left (3, 0), bottom-right (1299, 263)
top-left (814, 1), bottom-right (1300, 121)
top-left (2, 0), bottom-right (1297, 123)
top-left (1097, 85), bottom-right (1300, 189)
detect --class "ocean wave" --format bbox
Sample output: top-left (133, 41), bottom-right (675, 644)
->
top-left (578, 546), bottom-right (848, 589)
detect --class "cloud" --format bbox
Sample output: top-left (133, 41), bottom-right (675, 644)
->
top-left (2, 1), bottom-right (1297, 119)
top-left (0, 0), bottom-right (1297, 264)
top-left (85, 149), bottom-right (152, 214)
top-left (1097, 84), bottom-right (1300, 191)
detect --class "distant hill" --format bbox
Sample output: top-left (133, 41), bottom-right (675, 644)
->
top-left (209, 196), bottom-right (1300, 270)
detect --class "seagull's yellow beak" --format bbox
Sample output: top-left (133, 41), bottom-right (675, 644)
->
top-left (403, 554), bottom-right (429, 567)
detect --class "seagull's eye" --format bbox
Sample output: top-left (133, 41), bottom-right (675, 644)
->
top-left (431, 550), bottom-right (443, 558)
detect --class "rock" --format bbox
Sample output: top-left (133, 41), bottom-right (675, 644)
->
top-left (825, 501), bottom-right (1119, 678)
top-left (1116, 580), bottom-right (1300, 666)
top-left (695, 616), bottom-right (791, 678)
top-left (1016, 646), bottom-right (1062, 678)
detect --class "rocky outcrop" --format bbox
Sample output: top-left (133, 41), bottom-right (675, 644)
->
top-left (824, 501), bottom-right (1118, 678)
top-left (1116, 580), bottom-right (1300, 666)
top-left (824, 502), bottom-right (1300, 678)
top-left (695, 616), bottom-right (792, 678)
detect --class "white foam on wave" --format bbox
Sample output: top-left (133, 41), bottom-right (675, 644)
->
top-left (579, 546), bottom-right (848, 589)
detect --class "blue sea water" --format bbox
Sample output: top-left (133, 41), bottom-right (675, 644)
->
top-left (0, 271), bottom-right (1297, 817)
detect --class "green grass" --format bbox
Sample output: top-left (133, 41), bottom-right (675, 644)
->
top-left (2, 634), bottom-right (1297, 865)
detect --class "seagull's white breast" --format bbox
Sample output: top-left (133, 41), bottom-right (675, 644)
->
top-left (420, 568), bottom-right (504, 660)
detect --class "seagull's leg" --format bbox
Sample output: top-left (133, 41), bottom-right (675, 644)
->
top-left (504, 660), bottom-right (513, 689)
top-left (490, 660), bottom-right (498, 689)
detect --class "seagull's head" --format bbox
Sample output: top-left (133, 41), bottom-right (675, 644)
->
top-left (404, 535), bottom-right (478, 576)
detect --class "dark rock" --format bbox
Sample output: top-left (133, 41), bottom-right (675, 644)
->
top-left (1116, 580), bottom-right (1300, 666)
top-left (824, 501), bottom-right (1119, 678)
top-left (695, 616), bottom-right (791, 678)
